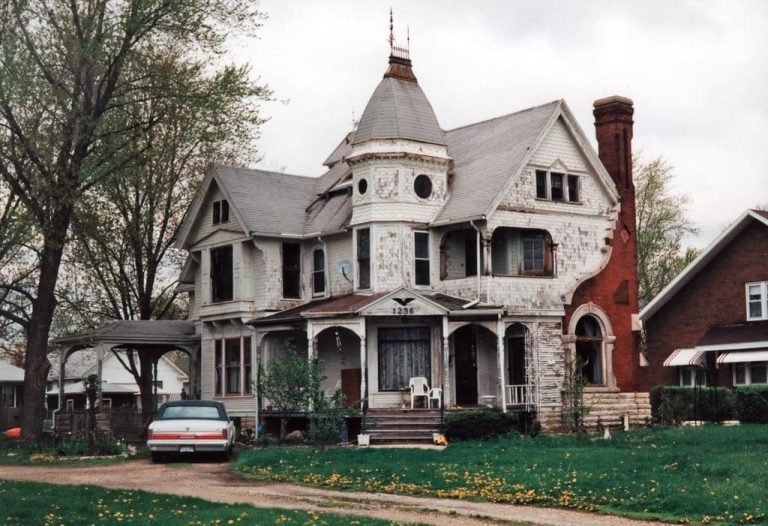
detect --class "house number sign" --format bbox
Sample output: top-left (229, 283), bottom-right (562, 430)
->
top-left (392, 297), bottom-right (416, 315)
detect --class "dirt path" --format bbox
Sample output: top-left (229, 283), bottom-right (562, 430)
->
top-left (0, 460), bottom-right (669, 526)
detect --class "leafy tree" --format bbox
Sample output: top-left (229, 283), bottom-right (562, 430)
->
top-left (0, 0), bottom-right (264, 439)
top-left (258, 346), bottom-right (317, 440)
top-left (58, 48), bottom-right (269, 429)
top-left (635, 156), bottom-right (699, 308)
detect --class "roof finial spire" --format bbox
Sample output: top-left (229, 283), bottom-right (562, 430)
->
top-left (389, 8), bottom-right (394, 51)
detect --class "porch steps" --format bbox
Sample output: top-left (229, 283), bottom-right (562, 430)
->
top-left (582, 390), bottom-right (651, 429)
top-left (364, 409), bottom-right (442, 444)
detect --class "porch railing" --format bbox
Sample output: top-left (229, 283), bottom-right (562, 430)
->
top-left (506, 384), bottom-right (533, 408)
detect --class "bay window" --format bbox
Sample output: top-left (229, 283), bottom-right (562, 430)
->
top-left (214, 336), bottom-right (253, 396)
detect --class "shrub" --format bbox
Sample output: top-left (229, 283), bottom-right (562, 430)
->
top-left (735, 385), bottom-right (768, 423)
top-left (55, 432), bottom-right (124, 457)
top-left (56, 435), bottom-right (90, 456)
top-left (650, 386), bottom-right (735, 425)
top-left (443, 408), bottom-right (518, 441)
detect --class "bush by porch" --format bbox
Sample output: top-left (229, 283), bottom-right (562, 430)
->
top-left (235, 425), bottom-right (768, 525)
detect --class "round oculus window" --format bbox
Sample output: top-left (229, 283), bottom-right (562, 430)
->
top-left (357, 178), bottom-right (368, 195)
top-left (414, 174), bottom-right (432, 199)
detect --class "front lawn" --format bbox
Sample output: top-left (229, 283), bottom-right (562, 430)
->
top-left (0, 480), bottom-right (399, 525)
top-left (234, 425), bottom-right (768, 525)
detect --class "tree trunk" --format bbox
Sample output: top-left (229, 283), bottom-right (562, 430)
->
top-left (138, 356), bottom-right (155, 432)
top-left (280, 417), bottom-right (288, 440)
top-left (21, 223), bottom-right (69, 440)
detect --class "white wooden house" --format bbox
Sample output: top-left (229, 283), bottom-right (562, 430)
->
top-left (174, 41), bottom-right (650, 434)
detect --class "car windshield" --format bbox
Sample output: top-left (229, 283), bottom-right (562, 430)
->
top-left (158, 405), bottom-right (223, 420)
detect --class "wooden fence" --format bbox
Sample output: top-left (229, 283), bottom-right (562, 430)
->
top-left (55, 408), bottom-right (144, 439)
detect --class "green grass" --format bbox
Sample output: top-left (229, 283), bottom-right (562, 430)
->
top-left (234, 425), bottom-right (768, 525)
top-left (0, 480), bottom-right (400, 525)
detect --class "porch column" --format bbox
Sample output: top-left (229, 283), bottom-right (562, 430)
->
top-left (95, 344), bottom-right (108, 407)
top-left (442, 316), bottom-right (451, 408)
top-left (58, 347), bottom-right (66, 412)
top-left (359, 319), bottom-right (367, 409)
top-left (307, 321), bottom-right (315, 360)
top-left (252, 331), bottom-right (267, 438)
top-left (497, 316), bottom-right (508, 413)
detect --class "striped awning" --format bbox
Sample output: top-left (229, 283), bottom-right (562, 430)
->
top-left (663, 348), bottom-right (704, 367)
top-left (717, 350), bottom-right (768, 364)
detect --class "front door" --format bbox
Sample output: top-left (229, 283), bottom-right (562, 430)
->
top-left (341, 368), bottom-right (362, 407)
top-left (454, 326), bottom-right (478, 405)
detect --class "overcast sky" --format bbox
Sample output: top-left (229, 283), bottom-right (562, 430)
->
top-left (229, 0), bottom-right (768, 248)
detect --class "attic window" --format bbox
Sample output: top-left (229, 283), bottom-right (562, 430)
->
top-left (535, 170), bottom-right (580, 204)
top-left (213, 200), bottom-right (229, 224)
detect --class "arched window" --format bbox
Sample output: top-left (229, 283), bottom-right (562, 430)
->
top-left (575, 315), bottom-right (603, 384)
top-left (312, 248), bottom-right (325, 295)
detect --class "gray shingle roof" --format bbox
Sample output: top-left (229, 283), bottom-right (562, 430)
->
top-left (210, 99), bottom-right (563, 235)
top-left (214, 165), bottom-right (319, 236)
top-left (0, 359), bottom-right (23, 383)
top-left (434, 100), bottom-right (561, 224)
top-left (213, 164), bottom-right (352, 237)
top-left (353, 77), bottom-right (446, 146)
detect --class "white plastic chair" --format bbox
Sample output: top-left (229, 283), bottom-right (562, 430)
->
top-left (409, 377), bottom-right (430, 409)
top-left (428, 388), bottom-right (442, 409)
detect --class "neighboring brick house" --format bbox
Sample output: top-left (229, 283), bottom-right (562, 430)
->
top-left (174, 39), bottom-right (648, 433)
top-left (639, 209), bottom-right (768, 390)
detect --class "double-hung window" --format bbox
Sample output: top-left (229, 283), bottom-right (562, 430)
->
top-left (210, 246), bottom-right (233, 303)
top-left (282, 243), bottom-right (301, 299)
top-left (214, 336), bottom-right (252, 396)
top-left (357, 228), bottom-right (371, 289)
top-left (733, 362), bottom-right (768, 385)
top-left (535, 170), bottom-right (580, 203)
top-left (312, 249), bottom-right (325, 296)
top-left (414, 231), bottom-right (430, 286)
top-left (212, 200), bottom-right (229, 224)
top-left (746, 282), bottom-right (768, 321)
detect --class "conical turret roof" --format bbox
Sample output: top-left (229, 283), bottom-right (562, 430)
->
top-left (353, 52), bottom-right (445, 146)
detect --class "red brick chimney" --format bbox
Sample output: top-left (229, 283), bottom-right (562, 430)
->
top-left (564, 95), bottom-right (640, 392)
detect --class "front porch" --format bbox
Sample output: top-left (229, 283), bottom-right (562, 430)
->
top-left (249, 288), bottom-right (542, 421)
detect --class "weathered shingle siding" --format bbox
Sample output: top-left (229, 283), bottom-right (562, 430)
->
top-left (536, 320), bottom-right (566, 410)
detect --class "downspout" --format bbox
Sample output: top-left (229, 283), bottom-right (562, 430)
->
top-left (470, 221), bottom-right (482, 301)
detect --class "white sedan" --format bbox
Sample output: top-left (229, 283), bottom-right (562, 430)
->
top-left (147, 400), bottom-right (236, 462)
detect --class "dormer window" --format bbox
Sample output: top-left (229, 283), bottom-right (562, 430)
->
top-left (746, 282), bottom-right (768, 321)
top-left (535, 170), bottom-right (580, 203)
top-left (212, 200), bottom-right (229, 224)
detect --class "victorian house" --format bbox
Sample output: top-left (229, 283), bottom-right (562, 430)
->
top-left (174, 41), bottom-right (650, 435)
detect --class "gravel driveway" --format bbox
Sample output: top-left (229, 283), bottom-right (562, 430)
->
top-left (0, 459), bottom-right (669, 526)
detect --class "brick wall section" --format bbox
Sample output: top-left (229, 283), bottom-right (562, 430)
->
top-left (565, 96), bottom-right (640, 392)
top-left (639, 220), bottom-right (768, 391)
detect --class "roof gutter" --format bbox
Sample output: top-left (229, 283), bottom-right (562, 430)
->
top-left (249, 228), bottom-right (349, 241)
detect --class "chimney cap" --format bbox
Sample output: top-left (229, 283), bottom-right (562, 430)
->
top-left (593, 95), bottom-right (634, 108)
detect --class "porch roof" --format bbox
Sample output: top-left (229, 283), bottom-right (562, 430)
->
top-left (248, 290), bottom-right (501, 327)
top-left (52, 320), bottom-right (199, 351)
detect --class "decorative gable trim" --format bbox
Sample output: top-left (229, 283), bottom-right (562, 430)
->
top-left (640, 210), bottom-right (768, 321)
top-left (357, 287), bottom-right (449, 316)
top-left (485, 102), bottom-right (620, 221)
top-left (174, 164), bottom-right (251, 250)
